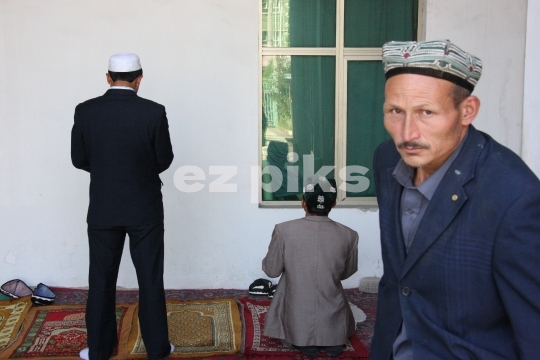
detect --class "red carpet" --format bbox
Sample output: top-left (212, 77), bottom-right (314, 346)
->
top-left (40, 287), bottom-right (376, 360)
top-left (239, 298), bottom-right (369, 359)
top-left (1, 304), bottom-right (133, 359)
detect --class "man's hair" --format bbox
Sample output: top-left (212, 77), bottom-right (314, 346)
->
top-left (303, 194), bottom-right (332, 216)
top-left (450, 84), bottom-right (471, 109)
top-left (108, 69), bottom-right (143, 83)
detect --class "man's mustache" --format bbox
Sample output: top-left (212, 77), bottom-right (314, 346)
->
top-left (397, 141), bottom-right (430, 150)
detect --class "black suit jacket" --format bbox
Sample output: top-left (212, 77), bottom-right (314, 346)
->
top-left (71, 89), bottom-right (174, 227)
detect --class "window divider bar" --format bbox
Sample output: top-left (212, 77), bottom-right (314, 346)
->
top-left (258, 0), bottom-right (264, 205)
top-left (261, 48), bottom-right (337, 56)
top-left (335, 0), bottom-right (347, 203)
top-left (344, 55), bottom-right (383, 61)
top-left (343, 48), bottom-right (383, 57)
top-left (418, 0), bottom-right (427, 41)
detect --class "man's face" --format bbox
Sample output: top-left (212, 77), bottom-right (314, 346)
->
top-left (383, 74), bottom-right (469, 173)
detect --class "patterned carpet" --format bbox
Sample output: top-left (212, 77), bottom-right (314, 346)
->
top-left (3, 304), bottom-right (132, 359)
top-left (128, 299), bottom-right (242, 358)
top-left (51, 287), bottom-right (377, 359)
top-left (0, 297), bottom-right (33, 352)
top-left (239, 297), bottom-right (369, 359)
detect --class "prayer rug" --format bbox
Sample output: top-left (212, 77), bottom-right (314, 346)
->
top-left (1, 304), bottom-right (134, 360)
top-left (0, 297), bottom-right (32, 353)
top-left (127, 298), bottom-right (242, 358)
top-left (239, 297), bottom-right (369, 359)
top-left (346, 291), bottom-right (377, 351)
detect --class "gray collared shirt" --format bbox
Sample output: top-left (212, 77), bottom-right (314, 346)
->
top-left (392, 131), bottom-right (468, 359)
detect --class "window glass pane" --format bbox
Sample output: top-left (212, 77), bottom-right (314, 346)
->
top-left (344, 0), bottom-right (418, 47)
top-left (346, 61), bottom-right (388, 197)
top-left (261, 0), bottom-right (336, 48)
top-left (262, 56), bottom-right (336, 201)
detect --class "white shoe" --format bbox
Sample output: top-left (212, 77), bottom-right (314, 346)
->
top-left (79, 347), bottom-right (89, 360)
top-left (80, 344), bottom-right (172, 359)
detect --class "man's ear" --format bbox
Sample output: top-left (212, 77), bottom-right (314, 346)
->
top-left (106, 73), bottom-right (114, 86)
top-left (460, 95), bottom-right (480, 126)
top-left (133, 75), bottom-right (143, 92)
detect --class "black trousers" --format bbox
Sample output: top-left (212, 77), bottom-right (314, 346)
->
top-left (86, 223), bottom-right (170, 360)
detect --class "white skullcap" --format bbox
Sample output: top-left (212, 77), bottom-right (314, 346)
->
top-left (108, 53), bottom-right (142, 72)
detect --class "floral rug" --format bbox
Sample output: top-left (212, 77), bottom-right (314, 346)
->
top-left (239, 298), bottom-right (369, 360)
top-left (49, 287), bottom-right (376, 360)
top-left (0, 297), bottom-right (33, 352)
top-left (0, 304), bottom-right (133, 360)
top-left (127, 299), bottom-right (242, 358)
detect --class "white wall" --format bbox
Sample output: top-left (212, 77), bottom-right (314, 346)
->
top-left (523, 0), bottom-right (540, 177)
top-left (0, 0), bottom-right (530, 289)
top-left (426, 0), bottom-right (528, 154)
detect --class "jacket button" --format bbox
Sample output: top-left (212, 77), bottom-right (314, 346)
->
top-left (401, 287), bottom-right (411, 296)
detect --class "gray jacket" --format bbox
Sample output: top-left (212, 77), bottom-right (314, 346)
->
top-left (262, 216), bottom-right (359, 346)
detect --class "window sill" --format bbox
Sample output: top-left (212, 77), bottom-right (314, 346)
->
top-left (259, 197), bottom-right (378, 210)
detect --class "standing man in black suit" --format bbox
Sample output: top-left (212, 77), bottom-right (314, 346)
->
top-left (71, 53), bottom-right (174, 360)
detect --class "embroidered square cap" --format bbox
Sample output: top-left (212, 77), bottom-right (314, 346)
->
top-left (108, 53), bottom-right (142, 72)
top-left (382, 40), bottom-right (482, 92)
top-left (303, 176), bottom-right (337, 211)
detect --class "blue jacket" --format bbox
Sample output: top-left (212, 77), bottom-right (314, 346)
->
top-left (370, 126), bottom-right (540, 359)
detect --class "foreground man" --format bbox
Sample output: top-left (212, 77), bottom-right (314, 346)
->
top-left (370, 40), bottom-right (540, 359)
top-left (71, 53), bottom-right (174, 360)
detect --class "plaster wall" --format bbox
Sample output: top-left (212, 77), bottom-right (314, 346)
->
top-left (426, 0), bottom-right (528, 154)
top-left (0, 0), bottom-right (529, 289)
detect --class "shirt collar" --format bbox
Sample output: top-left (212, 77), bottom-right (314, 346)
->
top-left (109, 86), bottom-right (135, 91)
top-left (302, 215), bottom-right (332, 222)
top-left (392, 130), bottom-right (469, 200)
